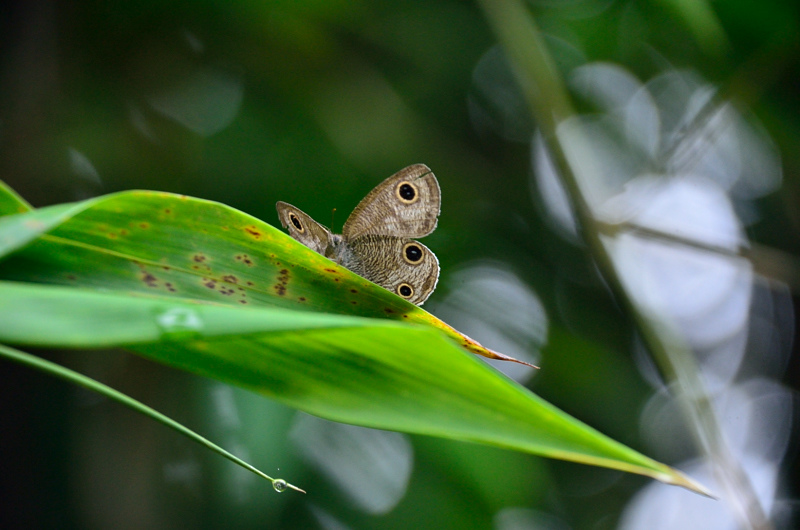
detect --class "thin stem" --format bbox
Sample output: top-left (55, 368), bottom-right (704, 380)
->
top-left (0, 343), bottom-right (306, 495)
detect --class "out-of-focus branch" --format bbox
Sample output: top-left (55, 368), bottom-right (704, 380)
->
top-left (477, 1), bottom-right (773, 528)
top-left (598, 221), bottom-right (800, 292)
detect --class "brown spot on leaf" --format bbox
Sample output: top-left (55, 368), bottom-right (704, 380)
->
top-left (164, 209), bottom-right (172, 214)
top-left (384, 308), bottom-right (395, 314)
top-left (324, 268), bottom-right (337, 273)
top-left (273, 268), bottom-right (290, 296)
top-left (204, 280), bottom-right (217, 289)
top-left (120, 229), bottom-right (129, 236)
top-left (141, 272), bottom-right (158, 288)
top-left (223, 275), bottom-right (238, 283)
top-left (66, 274), bottom-right (77, 281)
top-left (350, 301), bottom-right (357, 305)
top-left (165, 282), bottom-right (176, 292)
top-left (246, 281), bottom-right (254, 287)
top-left (350, 289), bottom-right (358, 294)
top-left (402, 315), bottom-right (409, 319)
top-left (193, 254), bottom-right (207, 263)
top-left (235, 254), bottom-right (254, 266)
top-left (108, 233), bottom-right (117, 239)
top-left (244, 226), bottom-right (263, 239)
top-left (298, 297), bottom-right (306, 302)
top-left (139, 222), bottom-right (150, 229)
top-left (239, 299), bottom-right (247, 304)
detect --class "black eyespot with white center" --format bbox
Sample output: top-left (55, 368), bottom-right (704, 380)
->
top-left (397, 283), bottom-right (414, 299)
top-left (289, 213), bottom-right (304, 232)
top-left (395, 181), bottom-right (419, 204)
top-left (402, 242), bottom-right (423, 264)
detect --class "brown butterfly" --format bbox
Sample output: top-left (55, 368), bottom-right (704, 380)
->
top-left (276, 164), bottom-right (440, 305)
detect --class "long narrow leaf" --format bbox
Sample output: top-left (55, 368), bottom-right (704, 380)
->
top-left (0, 179), bottom-right (32, 216)
top-left (0, 190), bottom-right (523, 363)
top-left (0, 280), bottom-right (710, 494)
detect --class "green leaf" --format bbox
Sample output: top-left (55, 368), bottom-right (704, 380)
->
top-left (0, 190), bottom-right (523, 363)
top-left (0, 187), bottom-right (711, 495)
top-left (0, 280), bottom-right (708, 494)
top-left (0, 203), bottom-right (85, 261)
top-left (0, 179), bottom-right (33, 216)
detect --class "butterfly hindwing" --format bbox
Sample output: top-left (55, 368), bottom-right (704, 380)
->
top-left (344, 236), bottom-right (439, 305)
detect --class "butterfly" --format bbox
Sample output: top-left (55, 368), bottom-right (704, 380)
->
top-left (276, 164), bottom-right (440, 305)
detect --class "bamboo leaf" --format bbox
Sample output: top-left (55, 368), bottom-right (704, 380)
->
top-left (0, 190), bottom-right (524, 363)
top-left (0, 280), bottom-right (709, 494)
top-left (0, 179), bottom-right (32, 216)
top-left (0, 186), bottom-right (711, 495)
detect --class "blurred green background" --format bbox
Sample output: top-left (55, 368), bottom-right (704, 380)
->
top-left (1, 1), bottom-right (798, 528)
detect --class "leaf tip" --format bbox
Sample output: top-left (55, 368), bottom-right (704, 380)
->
top-left (460, 332), bottom-right (539, 368)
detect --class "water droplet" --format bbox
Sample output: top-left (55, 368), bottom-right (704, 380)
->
top-left (273, 479), bottom-right (287, 493)
top-left (155, 307), bottom-right (204, 341)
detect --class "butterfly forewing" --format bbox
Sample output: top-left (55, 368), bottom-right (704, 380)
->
top-left (275, 201), bottom-right (333, 255)
top-left (342, 164), bottom-right (440, 240)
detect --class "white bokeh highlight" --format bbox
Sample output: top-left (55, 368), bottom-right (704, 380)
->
top-left (530, 63), bottom-right (792, 527)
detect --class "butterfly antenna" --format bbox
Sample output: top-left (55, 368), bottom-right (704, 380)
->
top-left (330, 208), bottom-right (337, 232)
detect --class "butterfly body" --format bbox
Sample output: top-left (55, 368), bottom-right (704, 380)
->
top-left (276, 164), bottom-right (440, 305)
